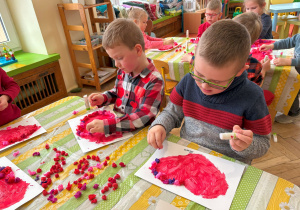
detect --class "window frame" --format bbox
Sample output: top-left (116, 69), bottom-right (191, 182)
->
top-left (0, 0), bottom-right (22, 51)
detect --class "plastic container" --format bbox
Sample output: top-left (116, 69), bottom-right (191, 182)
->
top-left (183, 0), bottom-right (196, 13)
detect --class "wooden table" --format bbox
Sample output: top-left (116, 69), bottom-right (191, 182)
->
top-left (270, 2), bottom-right (300, 32)
top-left (146, 38), bottom-right (300, 118)
top-left (1, 96), bottom-right (300, 209)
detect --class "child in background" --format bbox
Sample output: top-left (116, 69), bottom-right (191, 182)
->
top-left (197, 0), bottom-right (222, 38)
top-left (128, 7), bottom-right (174, 50)
top-left (87, 19), bottom-right (164, 134)
top-left (0, 67), bottom-right (21, 126)
top-left (148, 20), bottom-right (271, 164)
top-left (182, 0), bottom-right (222, 62)
top-left (244, 0), bottom-right (272, 39)
top-left (233, 12), bottom-right (270, 86)
top-left (260, 34), bottom-right (300, 123)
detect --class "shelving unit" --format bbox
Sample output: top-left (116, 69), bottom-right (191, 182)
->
top-left (58, 1), bottom-right (116, 91)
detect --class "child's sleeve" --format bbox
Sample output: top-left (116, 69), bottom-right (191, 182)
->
top-left (197, 24), bottom-right (205, 38)
top-left (144, 34), bottom-right (165, 49)
top-left (247, 57), bottom-right (263, 86)
top-left (274, 35), bottom-right (300, 67)
top-left (149, 77), bottom-right (186, 133)
top-left (102, 76), bottom-right (164, 134)
top-left (232, 92), bottom-right (272, 160)
top-left (0, 68), bottom-right (20, 102)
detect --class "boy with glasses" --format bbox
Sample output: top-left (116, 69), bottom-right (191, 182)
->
top-left (148, 20), bottom-right (271, 164)
top-left (197, 0), bottom-right (222, 38)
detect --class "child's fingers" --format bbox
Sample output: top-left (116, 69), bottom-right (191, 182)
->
top-left (230, 140), bottom-right (245, 151)
top-left (155, 131), bottom-right (165, 149)
top-left (147, 131), bottom-right (158, 149)
top-left (86, 122), bottom-right (94, 132)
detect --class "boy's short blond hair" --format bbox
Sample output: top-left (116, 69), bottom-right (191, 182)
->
top-left (128, 7), bottom-right (148, 21)
top-left (207, 0), bottom-right (222, 12)
top-left (196, 19), bottom-right (251, 71)
top-left (233, 12), bottom-right (262, 45)
top-left (102, 18), bottom-right (145, 51)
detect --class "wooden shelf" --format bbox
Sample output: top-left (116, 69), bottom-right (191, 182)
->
top-left (58, 1), bottom-right (115, 91)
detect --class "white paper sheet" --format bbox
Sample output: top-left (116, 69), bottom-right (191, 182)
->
top-left (0, 117), bottom-right (47, 152)
top-left (135, 141), bottom-right (245, 210)
top-left (0, 157), bottom-right (44, 210)
top-left (68, 107), bottom-right (133, 153)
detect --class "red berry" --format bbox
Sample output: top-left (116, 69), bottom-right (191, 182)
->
top-left (45, 144), bottom-right (50, 149)
top-left (73, 181), bottom-right (78, 184)
top-left (113, 183), bottom-right (118, 189)
top-left (59, 168), bottom-right (63, 172)
top-left (47, 178), bottom-right (52, 184)
top-left (102, 195), bottom-right (107, 200)
top-left (60, 157), bottom-right (65, 161)
top-left (74, 169), bottom-right (80, 174)
top-left (79, 160), bottom-right (83, 164)
top-left (78, 183), bottom-right (83, 189)
top-left (88, 194), bottom-right (96, 201)
top-left (42, 190), bottom-right (48, 196)
top-left (74, 161), bottom-right (78, 165)
top-left (55, 173), bottom-right (59, 178)
top-left (65, 153), bottom-right (68, 156)
top-left (62, 161), bottom-right (66, 165)
top-left (95, 156), bottom-right (100, 162)
top-left (107, 183), bottom-right (112, 188)
top-left (53, 189), bottom-right (58, 195)
top-left (66, 186), bottom-right (71, 191)
top-left (112, 163), bottom-right (117, 168)
top-left (92, 155), bottom-right (96, 160)
top-left (53, 148), bottom-right (57, 152)
top-left (108, 177), bottom-right (113, 182)
top-left (101, 189), bottom-right (105, 194)
top-left (104, 186), bottom-right (109, 191)
top-left (105, 156), bottom-right (110, 160)
top-left (103, 161), bottom-right (108, 166)
top-left (77, 164), bottom-right (81, 169)
top-left (89, 174), bottom-right (94, 179)
top-left (42, 183), bottom-right (48, 188)
top-left (114, 174), bottom-right (120, 179)
top-left (87, 155), bottom-right (91, 159)
top-left (78, 178), bottom-right (82, 182)
top-left (41, 177), bottom-right (46, 181)
top-left (37, 168), bottom-right (42, 173)
top-left (81, 170), bottom-right (84, 174)
top-left (91, 198), bottom-right (97, 204)
top-left (61, 151), bottom-right (65, 155)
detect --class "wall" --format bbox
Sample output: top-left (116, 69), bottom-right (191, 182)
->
top-left (7, 0), bottom-right (78, 91)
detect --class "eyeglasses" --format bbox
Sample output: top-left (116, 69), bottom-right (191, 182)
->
top-left (189, 64), bottom-right (237, 90)
top-left (205, 12), bottom-right (220, 17)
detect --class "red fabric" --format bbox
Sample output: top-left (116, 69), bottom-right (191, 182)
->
top-left (150, 4), bottom-right (157, 19)
top-left (244, 114), bottom-right (272, 135)
top-left (143, 32), bottom-right (165, 49)
top-left (0, 67), bottom-right (21, 126)
top-left (263, 90), bottom-right (274, 106)
top-left (197, 22), bottom-right (211, 38)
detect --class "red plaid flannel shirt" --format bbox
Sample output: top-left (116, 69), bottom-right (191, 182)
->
top-left (246, 56), bottom-right (263, 86)
top-left (100, 60), bottom-right (164, 134)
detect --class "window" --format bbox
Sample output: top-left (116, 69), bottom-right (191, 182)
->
top-left (0, 0), bottom-right (21, 51)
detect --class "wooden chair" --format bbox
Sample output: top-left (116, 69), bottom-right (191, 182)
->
top-left (284, 18), bottom-right (300, 37)
top-left (153, 60), bottom-right (178, 111)
top-left (145, 19), bottom-right (153, 36)
top-left (272, 31), bottom-right (279, 39)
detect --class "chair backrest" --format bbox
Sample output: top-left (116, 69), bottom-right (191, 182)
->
top-left (153, 60), bottom-right (169, 74)
top-left (270, 0), bottom-right (293, 4)
top-left (145, 19), bottom-right (153, 36)
top-left (272, 31), bottom-right (279, 39)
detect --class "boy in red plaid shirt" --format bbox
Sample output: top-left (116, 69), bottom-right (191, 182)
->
top-left (86, 19), bottom-right (164, 134)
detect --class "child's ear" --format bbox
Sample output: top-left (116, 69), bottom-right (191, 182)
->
top-left (134, 44), bottom-right (143, 56)
top-left (236, 64), bottom-right (249, 76)
top-left (133, 19), bottom-right (138, 24)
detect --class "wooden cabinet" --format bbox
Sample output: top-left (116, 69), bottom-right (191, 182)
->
top-left (58, 2), bottom-right (117, 91)
top-left (12, 61), bottom-right (68, 116)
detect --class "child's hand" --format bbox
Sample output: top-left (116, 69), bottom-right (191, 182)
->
top-left (89, 93), bottom-right (104, 107)
top-left (0, 95), bottom-right (9, 111)
top-left (86, 119), bottom-right (104, 133)
top-left (163, 39), bottom-right (174, 46)
top-left (181, 54), bottom-right (193, 63)
top-left (260, 57), bottom-right (271, 75)
top-left (147, 125), bottom-right (166, 149)
top-left (273, 58), bottom-right (292, 66)
top-left (230, 125), bottom-right (253, 151)
top-left (259, 44), bottom-right (274, 51)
